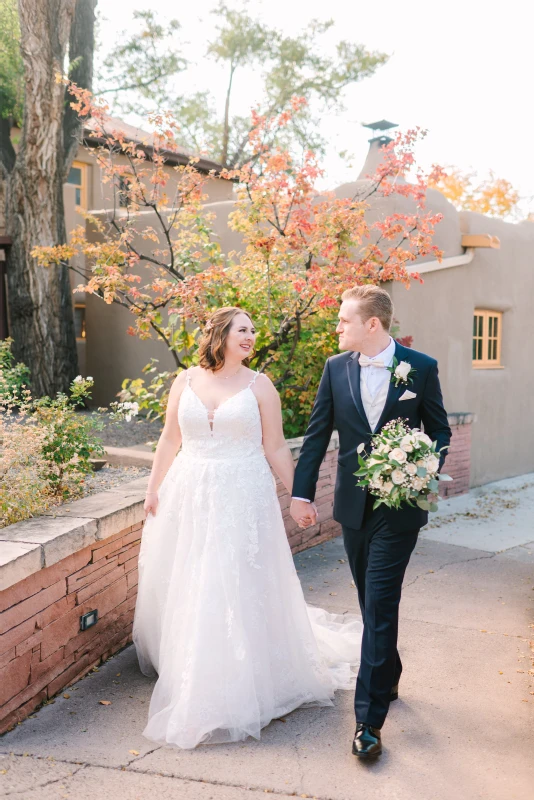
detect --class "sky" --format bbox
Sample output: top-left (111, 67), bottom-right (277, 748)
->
top-left (96, 0), bottom-right (533, 214)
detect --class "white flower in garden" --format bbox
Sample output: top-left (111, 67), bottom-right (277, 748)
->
top-left (73, 375), bottom-right (83, 383)
top-left (405, 462), bottom-right (417, 476)
top-left (425, 454), bottom-right (440, 474)
top-left (391, 469), bottom-right (405, 485)
top-left (87, 376), bottom-right (93, 381)
top-left (389, 448), bottom-right (407, 464)
top-left (395, 361), bottom-right (412, 381)
top-left (383, 481), bottom-right (394, 494)
top-left (412, 477), bottom-right (424, 491)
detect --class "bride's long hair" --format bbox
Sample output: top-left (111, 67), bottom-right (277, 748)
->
top-left (198, 307), bottom-right (255, 372)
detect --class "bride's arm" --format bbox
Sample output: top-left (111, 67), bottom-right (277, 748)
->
top-left (144, 371), bottom-right (186, 515)
top-left (255, 374), bottom-right (295, 495)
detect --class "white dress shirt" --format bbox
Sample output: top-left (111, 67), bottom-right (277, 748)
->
top-left (359, 336), bottom-right (396, 397)
top-left (292, 338), bottom-right (396, 503)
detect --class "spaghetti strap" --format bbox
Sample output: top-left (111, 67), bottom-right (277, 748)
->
top-left (248, 370), bottom-right (262, 388)
top-left (185, 368), bottom-right (192, 387)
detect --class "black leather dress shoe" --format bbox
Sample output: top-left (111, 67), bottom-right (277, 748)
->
top-left (352, 723), bottom-right (382, 758)
top-left (390, 683), bottom-right (399, 702)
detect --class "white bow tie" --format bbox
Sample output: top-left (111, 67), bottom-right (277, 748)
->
top-left (359, 355), bottom-right (386, 368)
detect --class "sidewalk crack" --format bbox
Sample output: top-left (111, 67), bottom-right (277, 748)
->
top-left (404, 552), bottom-right (496, 589)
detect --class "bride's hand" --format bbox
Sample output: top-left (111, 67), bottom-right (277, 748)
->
top-left (144, 491), bottom-right (159, 517)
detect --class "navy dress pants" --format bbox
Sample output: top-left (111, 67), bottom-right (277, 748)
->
top-left (342, 498), bottom-right (418, 729)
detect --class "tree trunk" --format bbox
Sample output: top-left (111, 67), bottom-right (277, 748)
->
top-left (3, 0), bottom-right (96, 396)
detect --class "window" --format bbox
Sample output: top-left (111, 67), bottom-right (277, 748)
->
top-left (74, 305), bottom-right (86, 340)
top-left (66, 161), bottom-right (87, 208)
top-left (472, 310), bottom-right (502, 368)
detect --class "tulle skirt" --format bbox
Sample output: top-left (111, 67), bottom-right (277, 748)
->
top-left (133, 451), bottom-right (362, 749)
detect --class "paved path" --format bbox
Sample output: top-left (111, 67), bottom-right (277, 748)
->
top-left (1, 475), bottom-right (533, 799)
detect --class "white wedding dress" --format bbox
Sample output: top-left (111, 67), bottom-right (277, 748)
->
top-left (133, 370), bottom-right (362, 749)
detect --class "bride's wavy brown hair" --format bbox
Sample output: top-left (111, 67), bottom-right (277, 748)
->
top-left (198, 307), bottom-right (255, 372)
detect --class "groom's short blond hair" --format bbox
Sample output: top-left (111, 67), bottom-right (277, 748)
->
top-left (341, 285), bottom-right (393, 332)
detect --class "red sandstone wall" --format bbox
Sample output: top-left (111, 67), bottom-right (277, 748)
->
top-left (0, 523), bottom-right (141, 734)
top-left (440, 422), bottom-right (472, 498)
top-left (0, 424), bottom-right (471, 733)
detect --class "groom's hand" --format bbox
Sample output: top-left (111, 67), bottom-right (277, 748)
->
top-left (290, 499), bottom-right (318, 529)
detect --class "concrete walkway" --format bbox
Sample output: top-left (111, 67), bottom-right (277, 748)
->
top-left (1, 474), bottom-right (533, 799)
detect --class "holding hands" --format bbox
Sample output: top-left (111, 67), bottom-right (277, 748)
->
top-left (290, 498), bottom-right (318, 529)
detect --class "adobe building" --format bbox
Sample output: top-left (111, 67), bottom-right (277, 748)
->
top-left (1, 121), bottom-right (533, 488)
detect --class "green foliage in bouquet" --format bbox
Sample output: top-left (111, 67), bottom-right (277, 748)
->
top-left (354, 418), bottom-right (451, 511)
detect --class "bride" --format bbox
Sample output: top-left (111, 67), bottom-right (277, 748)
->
top-left (133, 306), bottom-right (362, 749)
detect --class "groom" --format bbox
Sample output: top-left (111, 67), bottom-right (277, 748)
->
top-left (291, 285), bottom-right (451, 759)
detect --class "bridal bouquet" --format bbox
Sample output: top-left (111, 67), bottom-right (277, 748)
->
top-left (354, 419), bottom-right (451, 511)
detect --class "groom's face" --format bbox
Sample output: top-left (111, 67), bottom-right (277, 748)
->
top-left (336, 300), bottom-right (370, 352)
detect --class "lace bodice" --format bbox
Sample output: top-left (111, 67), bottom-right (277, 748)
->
top-left (178, 371), bottom-right (264, 460)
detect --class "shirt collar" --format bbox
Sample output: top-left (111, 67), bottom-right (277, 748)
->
top-left (361, 337), bottom-right (396, 367)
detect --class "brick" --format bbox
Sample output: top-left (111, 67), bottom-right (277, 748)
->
top-left (67, 556), bottom-right (120, 593)
top-left (30, 646), bottom-right (66, 684)
top-left (0, 579), bottom-right (66, 633)
top-left (0, 646), bottom-right (71, 722)
top-left (126, 584), bottom-right (138, 599)
top-left (90, 530), bottom-right (125, 560)
top-left (0, 530), bottom-right (120, 612)
top-left (120, 528), bottom-right (142, 547)
top-left (118, 543), bottom-right (140, 566)
top-left (0, 617), bottom-right (36, 657)
top-left (126, 569), bottom-right (138, 590)
top-left (41, 576), bottom-right (127, 660)
top-left (122, 554), bottom-right (139, 574)
top-left (0, 646), bottom-right (16, 670)
top-left (36, 593), bottom-right (77, 630)
top-left (0, 689), bottom-right (47, 735)
top-left (76, 564), bottom-right (126, 605)
top-left (15, 630), bottom-right (43, 658)
top-left (0, 649), bottom-right (32, 707)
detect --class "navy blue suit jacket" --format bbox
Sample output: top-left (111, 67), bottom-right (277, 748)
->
top-left (292, 342), bottom-right (452, 533)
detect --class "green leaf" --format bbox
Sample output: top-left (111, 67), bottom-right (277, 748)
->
top-left (416, 466), bottom-right (427, 478)
top-left (416, 499), bottom-right (430, 511)
top-left (430, 503), bottom-right (439, 513)
top-left (428, 479), bottom-right (439, 492)
top-left (438, 473), bottom-right (453, 481)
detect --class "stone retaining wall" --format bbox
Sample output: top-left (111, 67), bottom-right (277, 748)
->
top-left (0, 416), bottom-right (471, 733)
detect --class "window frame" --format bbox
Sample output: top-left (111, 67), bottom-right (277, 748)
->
top-left (74, 304), bottom-right (86, 341)
top-left (66, 160), bottom-right (88, 209)
top-left (472, 309), bottom-right (503, 369)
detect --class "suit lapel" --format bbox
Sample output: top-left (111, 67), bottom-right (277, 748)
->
top-left (374, 341), bottom-right (408, 431)
top-left (346, 353), bottom-right (371, 432)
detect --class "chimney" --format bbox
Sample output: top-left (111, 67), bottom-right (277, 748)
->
top-left (357, 120), bottom-right (398, 180)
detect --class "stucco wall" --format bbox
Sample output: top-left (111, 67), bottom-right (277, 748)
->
top-left (389, 213), bottom-right (534, 485)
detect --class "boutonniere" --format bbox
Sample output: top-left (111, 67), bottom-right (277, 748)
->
top-left (387, 357), bottom-right (416, 387)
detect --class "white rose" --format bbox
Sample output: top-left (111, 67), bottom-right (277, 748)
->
top-left (377, 443), bottom-right (391, 454)
top-left (389, 448), bottom-right (407, 464)
top-left (394, 361), bottom-right (412, 381)
top-left (405, 462), bottom-right (417, 476)
top-left (383, 481), bottom-right (394, 494)
top-left (412, 477), bottom-right (424, 491)
top-left (400, 434), bottom-right (415, 453)
top-left (425, 455), bottom-right (440, 474)
top-left (414, 432), bottom-right (432, 446)
top-left (391, 469), bottom-right (405, 485)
